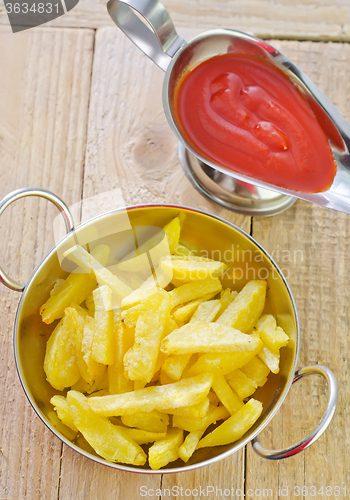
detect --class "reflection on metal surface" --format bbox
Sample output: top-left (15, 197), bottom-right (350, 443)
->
top-left (178, 144), bottom-right (297, 216)
top-left (252, 365), bottom-right (338, 459)
top-left (0, 188), bottom-right (74, 292)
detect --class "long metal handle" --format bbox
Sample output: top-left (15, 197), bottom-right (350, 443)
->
top-left (0, 187), bottom-right (74, 292)
top-left (107, 0), bottom-right (185, 71)
top-left (252, 365), bottom-right (338, 460)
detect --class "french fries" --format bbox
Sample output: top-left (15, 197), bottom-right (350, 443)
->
top-left (161, 257), bottom-right (227, 284)
top-left (40, 214), bottom-right (290, 469)
top-left (149, 428), bottom-right (183, 470)
top-left (216, 280), bottom-right (267, 332)
top-left (160, 322), bottom-right (260, 354)
top-left (44, 309), bottom-right (81, 391)
top-left (92, 286), bottom-right (114, 365)
top-left (169, 276), bottom-right (222, 308)
top-left (124, 290), bottom-right (172, 383)
top-left (212, 376), bottom-right (244, 415)
top-left (88, 373), bottom-right (213, 416)
top-left (121, 411), bottom-right (169, 433)
top-left (108, 314), bottom-right (134, 394)
top-left (179, 430), bottom-right (204, 462)
top-left (173, 292), bottom-right (218, 322)
top-left (196, 399), bottom-right (263, 448)
top-left (67, 391), bottom-right (147, 465)
top-left (190, 299), bottom-right (221, 323)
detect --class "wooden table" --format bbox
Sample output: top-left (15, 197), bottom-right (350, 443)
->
top-left (0, 2), bottom-right (349, 499)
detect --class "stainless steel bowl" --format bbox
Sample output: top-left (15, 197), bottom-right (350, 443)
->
top-left (0, 188), bottom-right (338, 473)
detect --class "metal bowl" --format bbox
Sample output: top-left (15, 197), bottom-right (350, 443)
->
top-left (0, 188), bottom-right (338, 473)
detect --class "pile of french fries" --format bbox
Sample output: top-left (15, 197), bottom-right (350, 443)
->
top-left (40, 215), bottom-right (289, 470)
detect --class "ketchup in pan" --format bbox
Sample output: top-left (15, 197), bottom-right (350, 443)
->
top-left (174, 53), bottom-right (336, 193)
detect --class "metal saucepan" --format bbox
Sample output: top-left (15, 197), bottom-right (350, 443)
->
top-left (107, 0), bottom-right (350, 215)
top-left (0, 187), bottom-right (338, 472)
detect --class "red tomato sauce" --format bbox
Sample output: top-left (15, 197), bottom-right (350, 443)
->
top-left (174, 53), bottom-right (336, 193)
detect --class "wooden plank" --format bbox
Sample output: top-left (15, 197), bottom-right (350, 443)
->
top-left (160, 453), bottom-right (245, 500)
top-left (0, 26), bottom-right (94, 499)
top-left (247, 40), bottom-right (350, 498)
top-left (1, 0), bottom-right (350, 40)
top-left (59, 446), bottom-right (162, 500)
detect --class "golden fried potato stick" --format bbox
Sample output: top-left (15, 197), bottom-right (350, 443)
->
top-left (172, 292), bottom-right (218, 322)
top-left (88, 373), bottom-right (213, 416)
top-left (161, 322), bottom-right (261, 355)
top-left (215, 289), bottom-right (238, 319)
top-left (173, 405), bottom-right (230, 433)
top-left (149, 428), bottom-right (184, 470)
top-left (189, 300), bottom-right (221, 323)
top-left (179, 431), bottom-right (204, 462)
top-left (169, 276), bottom-right (222, 308)
top-left (64, 307), bottom-right (90, 384)
top-left (241, 356), bottom-right (270, 386)
top-left (70, 302), bottom-right (90, 319)
top-left (225, 370), bottom-right (258, 399)
top-left (108, 313), bottom-right (134, 394)
top-left (121, 303), bottom-right (143, 328)
top-left (92, 285), bottom-right (114, 365)
top-left (81, 316), bottom-right (105, 385)
top-left (196, 399), bottom-right (262, 448)
top-left (44, 311), bottom-right (80, 391)
top-left (71, 365), bottom-right (108, 395)
top-left (216, 280), bottom-right (267, 332)
top-left (164, 397), bottom-right (210, 418)
top-left (161, 258), bottom-right (227, 284)
top-left (67, 391), bottom-right (147, 466)
top-left (161, 353), bottom-right (192, 381)
top-left (121, 411), bottom-right (169, 433)
top-left (187, 340), bottom-right (263, 377)
top-left (120, 428), bottom-right (166, 445)
top-left (255, 314), bottom-right (289, 351)
top-left (50, 395), bottom-right (78, 432)
top-left (212, 376), bottom-right (244, 415)
top-left (258, 344), bottom-right (280, 374)
top-left (124, 289), bottom-right (172, 383)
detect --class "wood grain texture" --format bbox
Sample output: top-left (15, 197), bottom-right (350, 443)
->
top-left (247, 40), bottom-right (350, 499)
top-left (59, 446), bottom-right (162, 500)
top-left (1, 0), bottom-right (350, 40)
top-left (159, 453), bottom-right (245, 500)
top-left (0, 26), bottom-right (94, 499)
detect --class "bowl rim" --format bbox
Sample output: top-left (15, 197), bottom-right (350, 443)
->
top-left (13, 203), bottom-right (300, 474)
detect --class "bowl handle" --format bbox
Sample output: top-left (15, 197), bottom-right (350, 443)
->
top-left (251, 364), bottom-right (338, 459)
top-left (0, 187), bottom-right (74, 292)
top-left (107, 0), bottom-right (185, 71)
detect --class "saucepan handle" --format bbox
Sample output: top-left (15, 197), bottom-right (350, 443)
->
top-left (107, 0), bottom-right (186, 71)
top-left (251, 365), bottom-right (338, 459)
top-left (0, 187), bottom-right (74, 292)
